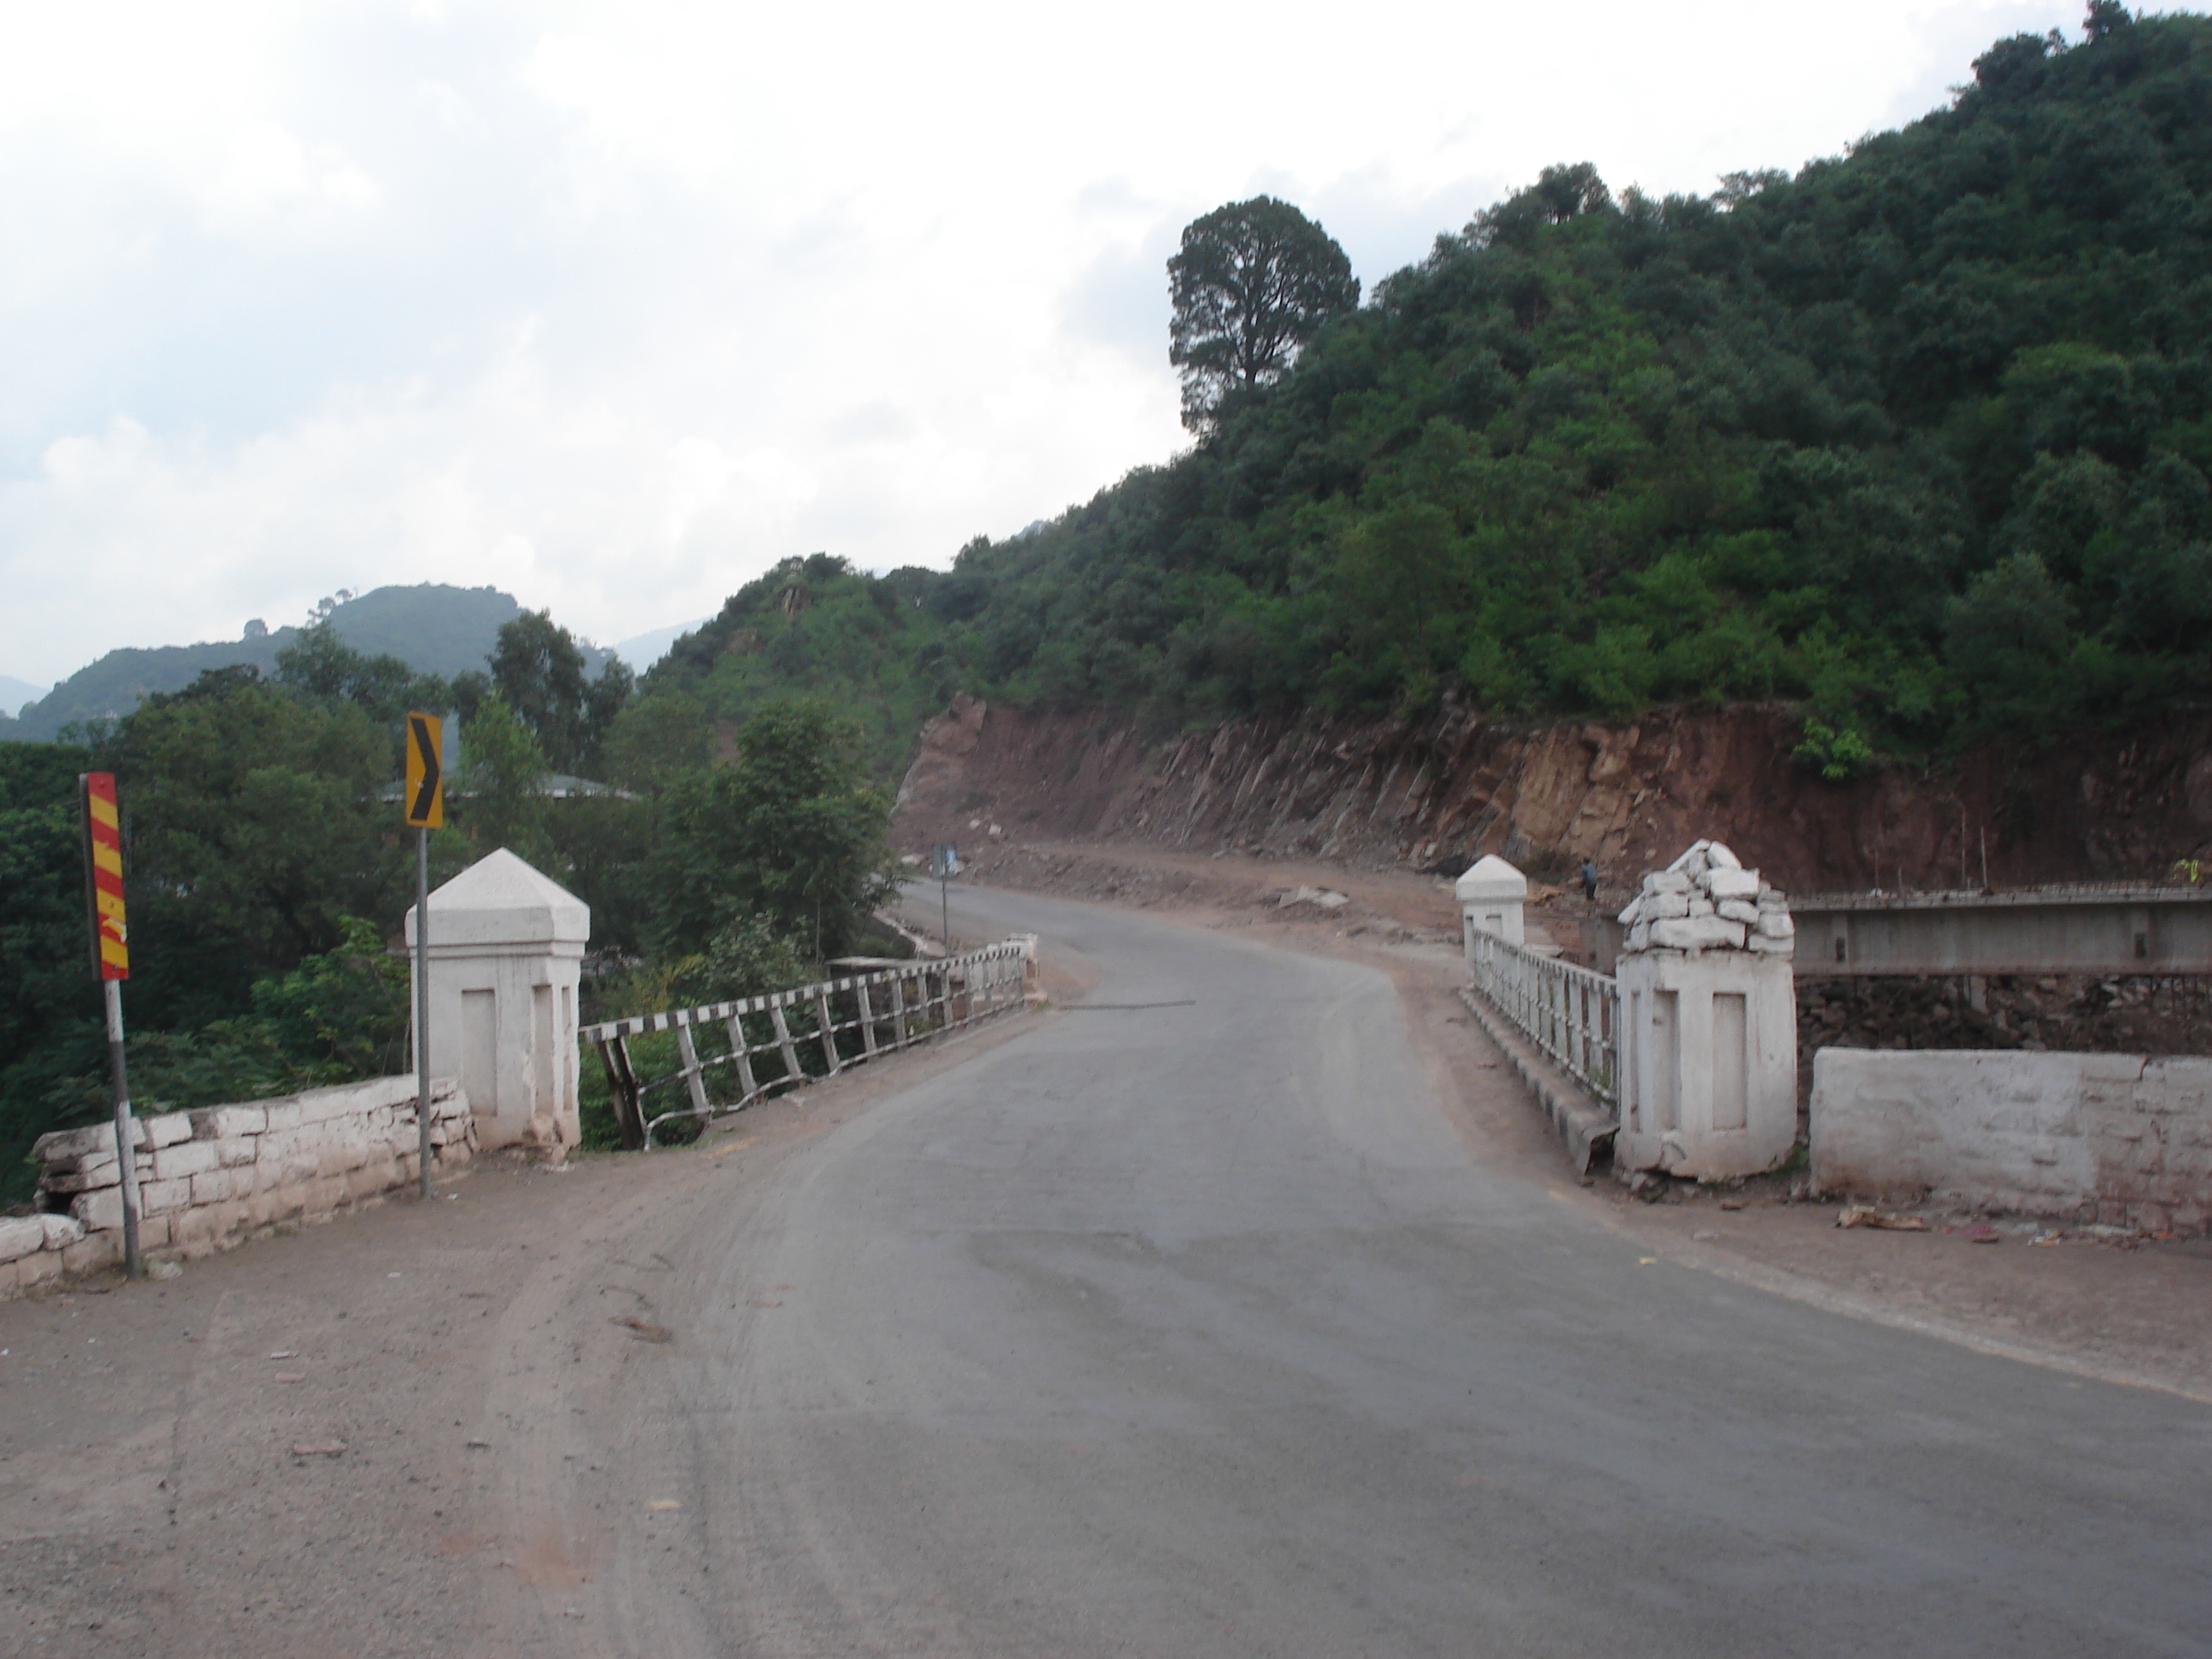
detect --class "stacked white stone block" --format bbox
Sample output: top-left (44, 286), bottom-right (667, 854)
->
top-left (1613, 839), bottom-right (1796, 956)
top-left (3, 1075), bottom-right (473, 1296)
top-left (1614, 840), bottom-right (1799, 1179)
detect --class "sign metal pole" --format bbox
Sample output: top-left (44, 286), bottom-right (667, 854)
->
top-left (932, 842), bottom-right (958, 952)
top-left (415, 825), bottom-right (432, 1199)
top-left (102, 981), bottom-right (141, 1280)
top-left (404, 713), bottom-right (445, 1200)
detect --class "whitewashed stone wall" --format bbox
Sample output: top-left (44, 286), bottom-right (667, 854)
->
top-left (3, 1075), bottom-right (473, 1296)
top-left (1811, 1049), bottom-right (2212, 1234)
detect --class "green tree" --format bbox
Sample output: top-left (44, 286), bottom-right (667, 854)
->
top-left (1169, 196), bottom-right (1360, 433)
top-left (914, 10), bottom-right (2212, 748)
top-left (108, 667), bottom-right (401, 1031)
top-left (629, 554), bottom-right (954, 786)
top-left (1944, 554), bottom-right (2077, 728)
top-left (458, 692), bottom-right (553, 863)
top-left (248, 914), bottom-right (411, 1079)
top-left (488, 610), bottom-right (632, 773)
top-left (644, 700), bottom-right (895, 960)
top-left (273, 622), bottom-right (450, 733)
top-left (668, 914), bottom-right (814, 1007)
top-left (602, 688), bottom-right (715, 789)
top-left (0, 745), bottom-right (104, 1202)
top-left (1468, 162), bottom-right (1614, 247)
top-left (35, 919), bottom-right (413, 1128)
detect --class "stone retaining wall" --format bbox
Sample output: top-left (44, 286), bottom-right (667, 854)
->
top-left (1810, 1048), bottom-right (2212, 1233)
top-left (2, 1075), bottom-right (474, 1296)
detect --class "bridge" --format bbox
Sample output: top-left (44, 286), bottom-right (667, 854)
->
top-left (1588, 883), bottom-right (2212, 977)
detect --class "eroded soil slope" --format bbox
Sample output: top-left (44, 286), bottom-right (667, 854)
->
top-left (897, 694), bottom-right (2212, 892)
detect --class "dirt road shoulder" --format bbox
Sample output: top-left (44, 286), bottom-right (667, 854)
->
top-left (0, 1005), bottom-right (1051, 1659)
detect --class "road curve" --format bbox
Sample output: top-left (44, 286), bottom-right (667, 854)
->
top-left (524, 887), bottom-right (2212, 1657)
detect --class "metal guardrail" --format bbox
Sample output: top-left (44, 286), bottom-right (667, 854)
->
top-left (1790, 882), bottom-right (2212, 911)
top-left (1467, 930), bottom-right (1621, 1111)
top-left (1591, 881), bottom-right (2212, 976)
top-left (580, 939), bottom-right (1035, 1148)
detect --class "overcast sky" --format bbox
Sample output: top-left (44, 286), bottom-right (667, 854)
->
top-left (0, 0), bottom-right (2135, 687)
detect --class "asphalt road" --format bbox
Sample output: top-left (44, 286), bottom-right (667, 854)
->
top-left (522, 885), bottom-right (2211, 1658)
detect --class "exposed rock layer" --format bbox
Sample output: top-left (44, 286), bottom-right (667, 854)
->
top-left (896, 694), bottom-right (2212, 892)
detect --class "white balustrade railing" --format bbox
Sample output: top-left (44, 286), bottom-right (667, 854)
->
top-left (1467, 929), bottom-right (1620, 1111)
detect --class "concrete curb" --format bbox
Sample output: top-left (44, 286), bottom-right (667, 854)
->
top-left (1459, 986), bottom-right (1618, 1175)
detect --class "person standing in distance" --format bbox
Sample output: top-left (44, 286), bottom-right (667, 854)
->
top-left (1581, 857), bottom-right (1599, 903)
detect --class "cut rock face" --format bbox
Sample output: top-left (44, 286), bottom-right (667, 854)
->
top-left (1615, 838), bottom-right (1791, 958)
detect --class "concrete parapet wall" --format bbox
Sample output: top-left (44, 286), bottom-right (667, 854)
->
top-left (1810, 1048), bottom-right (2212, 1234)
top-left (4, 1076), bottom-right (474, 1297)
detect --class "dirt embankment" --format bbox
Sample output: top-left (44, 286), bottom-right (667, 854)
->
top-left (895, 694), bottom-right (2212, 892)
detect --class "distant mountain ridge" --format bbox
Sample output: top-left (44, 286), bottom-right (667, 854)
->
top-left (610, 617), bottom-right (712, 672)
top-left (0, 584), bottom-right (617, 742)
top-left (0, 676), bottom-right (45, 720)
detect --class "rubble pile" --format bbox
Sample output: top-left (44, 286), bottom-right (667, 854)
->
top-left (1617, 839), bottom-right (1795, 957)
top-left (1798, 972), bottom-right (2212, 1062)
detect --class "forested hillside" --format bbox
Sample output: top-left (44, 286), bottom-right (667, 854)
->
top-left (1, 584), bottom-right (615, 742)
top-left (622, 554), bottom-right (952, 785)
top-left (9, 5), bottom-right (2205, 1196)
top-left (907, 6), bottom-right (2211, 759)
top-left (0, 610), bottom-right (901, 1196)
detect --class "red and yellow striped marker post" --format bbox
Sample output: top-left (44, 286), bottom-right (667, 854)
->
top-left (79, 773), bottom-right (142, 1279)
top-left (83, 773), bottom-right (129, 980)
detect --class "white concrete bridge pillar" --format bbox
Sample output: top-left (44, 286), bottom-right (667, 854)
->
top-left (1613, 840), bottom-right (1797, 1178)
top-left (405, 848), bottom-right (590, 1153)
top-left (1456, 854), bottom-right (1529, 962)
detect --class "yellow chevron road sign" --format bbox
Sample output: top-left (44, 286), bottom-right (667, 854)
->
top-left (405, 712), bottom-right (444, 828)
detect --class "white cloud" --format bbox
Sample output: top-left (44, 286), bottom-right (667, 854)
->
top-left (0, 0), bottom-right (2134, 684)
top-left (416, 80), bottom-right (486, 137)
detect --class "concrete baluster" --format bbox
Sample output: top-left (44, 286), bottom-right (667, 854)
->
top-left (675, 1022), bottom-right (710, 1120)
top-left (771, 1002), bottom-right (801, 1083)
top-left (725, 1015), bottom-right (760, 1102)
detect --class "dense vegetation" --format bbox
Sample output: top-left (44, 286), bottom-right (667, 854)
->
top-left (9, 5), bottom-right (2206, 1192)
top-left (0, 615), bottom-right (899, 1196)
top-left (918, 6), bottom-right (2212, 756)
top-left (624, 552), bottom-right (956, 784)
